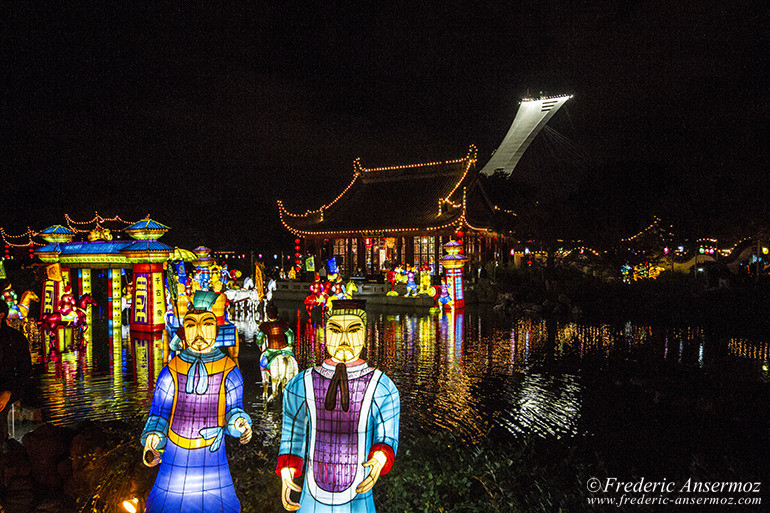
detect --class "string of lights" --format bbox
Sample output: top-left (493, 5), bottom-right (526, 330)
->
top-left (0, 227), bottom-right (45, 247)
top-left (620, 216), bottom-right (664, 242)
top-left (64, 212), bottom-right (138, 233)
top-left (559, 247), bottom-right (601, 257)
top-left (441, 145), bottom-right (477, 206)
top-left (279, 146), bottom-right (483, 237)
top-left (493, 206), bottom-right (518, 216)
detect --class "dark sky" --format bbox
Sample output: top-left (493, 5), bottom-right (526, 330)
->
top-left (1, 2), bottom-right (767, 251)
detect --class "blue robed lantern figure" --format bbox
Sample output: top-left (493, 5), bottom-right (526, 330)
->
top-left (140, 291), bottom-right (253, 513)
top-left (276, 299), bottom-right (400, 512)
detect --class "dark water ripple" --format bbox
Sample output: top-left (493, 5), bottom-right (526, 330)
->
top-left (28, 304), bottom-right (770, 442)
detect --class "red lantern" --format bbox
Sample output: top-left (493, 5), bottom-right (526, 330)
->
top-left (295, 245), bottom-right (301, 251)
top-left (295, 238), bottom-right (301, 244)
top-left (454, 230), bottom-right (464, 254)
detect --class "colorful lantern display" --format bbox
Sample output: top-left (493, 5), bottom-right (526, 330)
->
top-left (385, 268), bottom-right (399, 296)
top-left (277, 299), bottom-right (400, 512)
top-left (140, 291), bottom-right (252, 513)
top-left (417, 262), bottom-right (436, 297)
top-left (327, 256), bottom-right (339, 275)
top-left (329, 274), bottom-right (346, 301)
top-left (304, 273), bottom-right (328, 315)
top-left (344, 279), bottom-right (358, 299)
top-left (404, 265), bottom-right (418, 297)
top-left (439, 240), bottom-right (469, 310)
top-left (6, 290), bottom-right (39, 320)
top-left (257, 303), bottom-right (298, 402)
top-left (39, 290), bottom-right (97, 337)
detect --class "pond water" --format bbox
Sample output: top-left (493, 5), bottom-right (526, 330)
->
top-left (28, 302), bottom-right (770, 444)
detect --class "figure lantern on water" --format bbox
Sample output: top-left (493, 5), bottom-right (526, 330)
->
top-left (277, 300), bottom-right (400, 512)
top-left (404, 266), bottom-right (418, 297)
top-left (258, 302), bottom-right (299, 402)
top-left (329, 275), bottom-right (346, 303)
top-left (140, 291), bottom-right (252, 513)
top-left (385, 269), bottom-right (398, 296)
top-left (2, 284), bottom-right (18, 309)
top-left (305, 273), bottom-right (328, 315)
top-left (417, 262), bottom-right (436, 297)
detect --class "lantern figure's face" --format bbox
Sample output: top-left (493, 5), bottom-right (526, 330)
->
top-left (325, 314), bottom-right (365, 363)
top-left (183, 311), bottom-right (218, 353)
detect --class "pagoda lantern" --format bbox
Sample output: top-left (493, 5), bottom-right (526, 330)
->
top-left (439, 240), bottom-right (469, 310)
top-left (192, 246), bottom-right (215, 290)
top-left (122, 219), bottom-right (172, 332)
top-left (37, 225), bottom-right (76, 317)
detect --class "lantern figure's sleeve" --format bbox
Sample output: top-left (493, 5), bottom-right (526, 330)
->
top-left (256, 329), bottom-right (266, 349)
top-left (141, 367), bottom-right (175, 449)
top-left (224, 365), bottom-right (252, 437)
top-left (275, 372), bottom-right (308, 476)
top-left (369, 374), bottom-right (400, 475)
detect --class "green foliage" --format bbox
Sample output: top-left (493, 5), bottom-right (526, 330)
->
top-left (75, 420), bottom-right (144, 513)
top-left (374, 430), bottom-right (594, 513)
top-left (227, 433), bottom-right (284, 512)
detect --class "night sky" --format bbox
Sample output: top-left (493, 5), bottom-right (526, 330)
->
top-left (1, 3), bottom-right (766, 253)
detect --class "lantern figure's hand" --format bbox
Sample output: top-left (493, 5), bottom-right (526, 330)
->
top-left (234, 416), bottom-right (252, 444)
top-left (143, 433), bottom-right (162, 468)
top-left (280, 467), bottom-right (301, 511)
top-left (356, 450), bottom-right (388, 494)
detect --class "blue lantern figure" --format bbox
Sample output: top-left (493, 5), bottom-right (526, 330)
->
top-left (140, 291), bottom-right (252, 513)
top-left (276, 300), bottom-right (400, 512)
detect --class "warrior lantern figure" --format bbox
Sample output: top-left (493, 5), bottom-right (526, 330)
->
top-left (140, 291), bottom-right (252, 513)
top-left (258, 302), bottom-right (298, 402)
top-left (276, 300), bottom-right (400, 512)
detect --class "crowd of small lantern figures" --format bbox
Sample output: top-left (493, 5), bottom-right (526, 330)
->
top-left (3, 215), bottom-right (768, 284)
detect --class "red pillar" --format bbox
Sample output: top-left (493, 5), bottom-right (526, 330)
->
top-left (131, 263), bottom-right (166, 332)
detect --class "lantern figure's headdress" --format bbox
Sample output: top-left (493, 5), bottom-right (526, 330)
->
top-left (191, 290), bottom-right (219, 312)
top-left (324, 299), bottom-right (367, 324)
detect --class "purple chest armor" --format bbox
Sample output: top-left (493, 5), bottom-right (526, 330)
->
top-left (310, 366), bottom-right (374, 492)
top-left (171, 370), bottom-right (224, 438)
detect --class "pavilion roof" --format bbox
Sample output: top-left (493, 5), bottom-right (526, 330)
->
top-left (279, 145), bottom-right (514, 237)
top-left (125, 219), bottom-right (170, 231)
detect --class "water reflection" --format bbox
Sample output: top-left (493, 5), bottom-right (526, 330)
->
top-left (30, 306), bottom-right (770, 441)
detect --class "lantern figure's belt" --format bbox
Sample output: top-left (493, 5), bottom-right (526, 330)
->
top-left (167, 426), bottom-right (225, 451)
